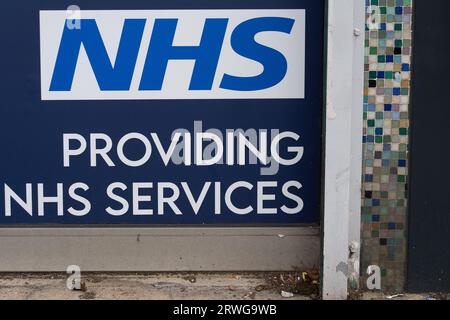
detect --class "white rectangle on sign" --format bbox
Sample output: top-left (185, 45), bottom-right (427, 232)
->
top-left (40, 10), bottom-right (305, 100)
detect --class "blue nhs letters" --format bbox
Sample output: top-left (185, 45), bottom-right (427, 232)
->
top-left (49, 17), bottom-right (295, 92)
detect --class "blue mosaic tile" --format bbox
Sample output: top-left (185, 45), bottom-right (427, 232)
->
top-left (362, 0), bottom-right (412, 291)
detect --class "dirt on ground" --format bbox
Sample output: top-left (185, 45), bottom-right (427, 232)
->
top-left (0, 272), bottom-right (313, 300)
top-left (0, 271), bottom-right (446, 300)
top-left (263, 269), bottom-right (320, 299)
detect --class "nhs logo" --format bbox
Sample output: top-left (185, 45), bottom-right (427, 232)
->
top-left (40, 10), bottom-right (305, 100)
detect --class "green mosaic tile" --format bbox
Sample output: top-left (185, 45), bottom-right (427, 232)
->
top-left (362, 0), bottom-right (412, 292)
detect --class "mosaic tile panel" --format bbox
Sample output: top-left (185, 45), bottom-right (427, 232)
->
top-left (362, 0), bottom-right (412, 292)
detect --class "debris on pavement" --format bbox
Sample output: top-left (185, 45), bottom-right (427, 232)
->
top-left (242, 291), bottom-right (256, 300)
top-left (264, 269), bottom-right (320, 298)
top-left (254, 285), bottom-right (267, 292)
top-left (386, 294), bottom-right (404, 299)
top-left (281, 291), bottom-right (294, 298)
top-left (182, 275), bottom-right (197, 283)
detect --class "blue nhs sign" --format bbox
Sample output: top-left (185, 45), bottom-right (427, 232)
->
top-left (0, 1), bottom-right (325, 225)
top-left (40, 10), bottom-right (305, 100)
